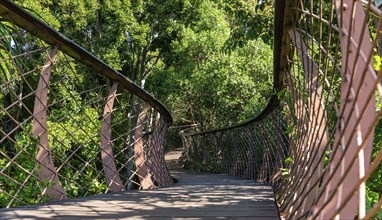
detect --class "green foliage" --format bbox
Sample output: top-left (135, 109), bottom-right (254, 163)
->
top-left (3, 0), bottom-right (274, 207)
top-left (366, 186), bottom-right (382, 219)
top-left (374, 55), bottom-right (382, 72)
top-left (219, 0), bottom-right (274, 48)
top-left (147, 3), bottom-right (273, 129)
top-left (367, 120), bottom-right (382, 198)
top-left (14, 0), bottom-right (61, 29)
top-left (0, 125), bottom-right (48, 207)
top-left (279, 168), bottom-right (289, 176)
top-left (1, 1), bottom-right (380, 216)
top-left (14, 0), bottom-right (275, 131)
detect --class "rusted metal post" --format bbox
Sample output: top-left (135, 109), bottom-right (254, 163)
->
top-left (287, 29), bottom-right (329, 219)
top-left (100, 82), bottom-right (124, 192)
top-left (133, 103), bottom-right (155, 189)
top-left (316, 1), bottom-right (376, 219)
top-left (33, 45), bottom-right (67, 200)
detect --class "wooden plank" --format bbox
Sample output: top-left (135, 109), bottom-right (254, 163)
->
top-left (0, 149), bottom-right (280, 219)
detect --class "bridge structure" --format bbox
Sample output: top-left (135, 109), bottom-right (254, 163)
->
top-left (0, 0), bottom-right (381, 219)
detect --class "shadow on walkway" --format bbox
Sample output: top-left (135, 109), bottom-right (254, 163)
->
top-left (0, 149), bottom-right (280, 219)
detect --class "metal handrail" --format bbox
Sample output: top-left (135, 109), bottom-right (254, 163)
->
top-left (180, 0), bottom-right (285, 137)
top-left (0, 0), bottom-right (172, 124)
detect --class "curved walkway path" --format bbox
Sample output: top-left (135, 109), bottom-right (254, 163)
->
top-left (0, 149), bottom-right (280, 219)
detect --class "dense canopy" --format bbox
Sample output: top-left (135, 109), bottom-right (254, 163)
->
top-left (13, 0), bottom-right (274, 130)
top-left (1, 1), bottom-right (380, 217)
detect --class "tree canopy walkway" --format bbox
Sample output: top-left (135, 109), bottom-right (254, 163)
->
top-left (0, 149), bottom-right (280, 219)
top-left (1, 0), bottom-right (382, 219)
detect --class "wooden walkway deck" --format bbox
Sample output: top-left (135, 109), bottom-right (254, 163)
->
top-left (0, 149), bottom-right (280, 219)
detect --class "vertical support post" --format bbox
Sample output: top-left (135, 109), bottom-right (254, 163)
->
top-left (288, 29), bottom-right (329, 219)
top-left (33, 45), bottom-right (67, 200)
top-left (100, 82), bottom-right (124, 192)
top-left (317, 1), bottom-right (376, 219)
top-left (134, 103), bottom-right (154, 189)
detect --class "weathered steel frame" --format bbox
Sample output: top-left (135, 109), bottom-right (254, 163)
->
top-left (0, 0), bottom-right (174, 207)
top-left (100, 82), bottom-right (124, 192)
top-left (33, 46), bottom-right (67, 200)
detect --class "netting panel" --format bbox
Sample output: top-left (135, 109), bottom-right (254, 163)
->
top-left (0, 2), bottom-right (173, 208)
top-left (180, 1), bottom-right (382, 219)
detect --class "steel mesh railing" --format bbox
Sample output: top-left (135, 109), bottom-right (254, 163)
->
top-left (180, 0), bottom-right (382, 219)
top-left (0, 1), bottom-right (173, 208)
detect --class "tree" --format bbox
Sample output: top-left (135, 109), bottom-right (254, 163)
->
top-left (217, 0), bottom-right (274, 48)
top-left (146, 0), bottom-right (274, 130)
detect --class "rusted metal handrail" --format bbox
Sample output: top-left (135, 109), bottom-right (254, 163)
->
top-left (180, 1), bottom-right (382, 219)
top-left (0, 0), bottom-right (172, 123)
top-left (0, 0), bottom-right (173, 208)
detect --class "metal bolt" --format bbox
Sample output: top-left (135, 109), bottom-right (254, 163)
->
top-left (343, 3), bottom-right (348, 10)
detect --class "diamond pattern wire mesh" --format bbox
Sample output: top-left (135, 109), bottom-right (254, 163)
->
top-left (180, 1), bottom-right (382, 219)
top-left (0, 1), bottom-right (173, 208)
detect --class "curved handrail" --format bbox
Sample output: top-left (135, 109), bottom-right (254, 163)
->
top-left (0, 0), bottom-right (172, 124)
top-left (181, 95), bottom-right (279, 136)
top-left (180, 1), bottom-right (382, 219)
top-left (181, 0), bottom-right (286, 137)
top-left (0, 0), bottom-right (175, 208)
